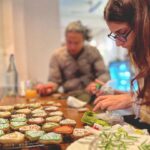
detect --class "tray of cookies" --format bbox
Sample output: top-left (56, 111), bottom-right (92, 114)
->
top-left (0, 101), bottom-right (89, 150)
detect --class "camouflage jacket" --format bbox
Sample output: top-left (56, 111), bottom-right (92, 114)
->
top-left (48, 45), bottom-right (109, 92)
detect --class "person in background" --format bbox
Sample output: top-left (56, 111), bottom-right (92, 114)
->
top-left (93, 0), bottom-right (150, 124)
top-left (36, 21), bottom-right (109, 96)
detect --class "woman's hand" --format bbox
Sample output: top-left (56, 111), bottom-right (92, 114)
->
top-left (36, 82), bottom-right (58, 96)
top-left (93, 94), bottom-right (132, 112)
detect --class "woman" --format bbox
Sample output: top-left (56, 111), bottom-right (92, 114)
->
top-left (93, 0), bottom-right (150, 124)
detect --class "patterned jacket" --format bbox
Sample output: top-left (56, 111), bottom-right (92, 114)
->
top-left (48, 45), bottom-right (109, 92)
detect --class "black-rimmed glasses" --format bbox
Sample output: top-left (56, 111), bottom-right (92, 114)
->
top-left (108, 29), bottom-right (132, 42)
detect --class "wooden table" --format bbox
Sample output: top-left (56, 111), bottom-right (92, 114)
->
top-left (0, 96), bottom-right (91, 150)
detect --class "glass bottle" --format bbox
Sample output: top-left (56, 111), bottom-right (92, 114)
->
top-left (6, 54), bottom-right (18, 96)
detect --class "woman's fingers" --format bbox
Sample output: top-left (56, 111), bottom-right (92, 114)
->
top-left (93, 95), bottom-right (113, 105)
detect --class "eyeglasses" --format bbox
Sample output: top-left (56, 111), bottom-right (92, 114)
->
top-left (108, 29), bottom-right (132, 42)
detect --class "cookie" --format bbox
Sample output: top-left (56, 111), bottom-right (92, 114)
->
top-left (28, 103), bottom-right (41, 109)
top-left (44, 106), bottom-right (59, 112)
top-left (0, 118), bottom-right (9, 124)
top-left (25, 130), bottom-right (45, 141)
top-left (11, 117), bottom-right (27, 122)
top-left (0, 130), bottom-right (4, 137)
top-left (28, 117), bottom-right (45, 125)
top-left (46, 116), bottom-right (62, 123)
top-left (39, 132), bottom-right (62, 144)
top-left (10, 122), bottom-right (27, 130)
top-left (49, 111), bottom-right (63, 116)
top-left (73, 128), bottom-right (90, 138)
top-left (0, 106), bottom-right (14, 111)
top-left (0, 112), bottom-right (11, 118)
top-left (19, 124), bottom-right (41, 132)
top-left (11, 114), bottom-right (26, 118)
top-left (60, 119), bottom-right (76, 126)
top-left (16, 109), bottom-right (31, 115)
top-left (15, 104), bottom-right (28, 109)
top-left (0, 123), bottom-right (9, 132)
top-left (0, 132), bottom-right (24, 144)
top-left (53, 126), bottom-right (73, 134)
top-left (32, 112), bottom-right (47, 118)
top-left (42, 122), bottom-right (59, 132)
top-left (31, 109), bottom-right (46, 114)
top-left (52, 103), bottom-right (62, 107)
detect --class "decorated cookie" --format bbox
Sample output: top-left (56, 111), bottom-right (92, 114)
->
top-left (39, 132), bottom-right (62, 144)
top-left (0, 106), bottom-right (14, 111)
top-left (73, 128), bottom-right (90, 138)
top-left (0, 130), bottom-right (4, 137)
top-left (28, 103), bottom-right (41, 109)
top-left (16, 109), bottom-right (31, 115)
top-left (44, 106), bottom-right (59, 112)
top-left (19, 124), bottom-right (41, 132)
top-left (46, 116), bottom-right (62, 123)
top-left (11, 117), bottom-right (27, 122)
top-left (0, 132), bottom-right (25, 144)
top-left (11, 114), bottom-right (26, 118)
top-left (49, 111), bottom-right (63, 116)
top-left (0, 112), bottom-right (11, 118)
top-left (15, 104), bottom-right (28, 109)
top-left (0, 123), bottom-right (9, 132)
top-left (32, 112), bottom-right (47, 118)
top-left (53, 125), bottom-right (73, 134)
top-left (10, 122), bottom-right (27, 130)
top-left (28, 117), bottom-right (45, 125)
top-left (25, 130), bottom-right (45, 141)
top-left (60, 119), bottom-right (76, 126)
top-left (0, 118), bottom-right (9, 124)
top-left (42, 122), bottom-right (59, 132)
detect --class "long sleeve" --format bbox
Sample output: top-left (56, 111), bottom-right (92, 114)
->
top-left (48, 54), bottom-right (62, 85)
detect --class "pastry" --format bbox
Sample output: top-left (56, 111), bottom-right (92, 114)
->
top-left (15, 104), bottom-right (28, 109)
top-left (16, 109), bottom-right (31, 115)
top-left (0, 118), bottom-right (9, 124)
top-left (0, 111), bottom-right (11, 118)
top-left (32, 112), bottom-right (47, 118)
top-left (49, 111), bottom-right (63, 116)
top-left (46, 116), bottom-right (62, 123)
top-left (25, 130), bottom-right (45, 141)
top-left (0, 106), bottom-right (14, 111)
top-left (0, 132), bottom-right (24, 144)
top-left (10, 122), bottom-right (27, 130)
top-left (44, 106), bottom-right (59, 112)
top-left (28, 103), bottom-right (41, 109)
top-left (52, 103), bottom-right (62, 107)
top-left (19, 124), bottom-right (41, 132)
top-left (31, 109), bottom-right (45, 114)
top-left (0, 123), bottom-right (9, 132)
top-left (11, 117), bottom-right (27, 122)
top-left (28, 117), bottom-right (45, 125)
top-left (45, 101), bottom-right (55, 105)
top-left (53, 126), bottom-right (73, 134)
top-left (73, 128), bottom-right (90, 138)
top-left (60, 119), bottom-right (76, 126)
top-left (39, 132), bottom-right (62, 144)
top-left (0, 130), bottom-right (4, 137)
top-left (11, 114), bottom-right (26, 118)
top-left (42, 122), bottom-right (59, 132)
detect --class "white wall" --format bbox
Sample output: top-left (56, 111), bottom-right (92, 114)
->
top-left (1, 0), bottom-right (61, 83)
